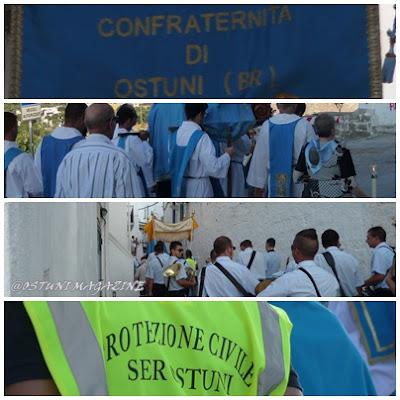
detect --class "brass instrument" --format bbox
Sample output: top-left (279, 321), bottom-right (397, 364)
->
top-left (162, 262), bottom-right (182, 278)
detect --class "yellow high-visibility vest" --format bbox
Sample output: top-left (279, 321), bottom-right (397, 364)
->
top-left (24, 301), bottom-right (292, 396)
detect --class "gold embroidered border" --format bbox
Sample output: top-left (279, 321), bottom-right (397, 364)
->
top-left (350, 302), bottom-right (395, 365)
top-left (9, 5), bottom-right (24, 98)
top-left (367, 4), bottom-right (382, 99)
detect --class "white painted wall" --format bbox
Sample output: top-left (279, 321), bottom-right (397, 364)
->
top-left (106, 203), bottom-right (138, 296)
top-left (5, 203), bottom-right (99, 296)
top-left (186, 203), bottom-right (395, 279)
top-left (5, 202), bottom-right (140, 297)
top-left (359, 103), bottom-right (396, 128)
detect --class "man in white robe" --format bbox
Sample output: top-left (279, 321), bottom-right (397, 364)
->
top-left (55, 103), bottom-right (143, 198)
top-left (173, 104), bottom-right (234, 198)
top-left (34, 103), bottom-right (87, 197)
top-left (4, 112), bottom-right (42, 198)
top-left (220, 134), bottom-right (252, 197)
top-left (247, 103), bottom-right (315, 197)
top-left (112, 104), bottom-right (154, 195)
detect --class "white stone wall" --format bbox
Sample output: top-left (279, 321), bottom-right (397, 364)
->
top-left (187, 202), bottom-right (395, 279)
top-left (5, 203), bottom-right (99, 296)
top-left (5, 202), bottom-right (139, 297)
top-left (358, 103), bottom-right (396, 131)
top-left (106, 203), bottom-right (138, 296)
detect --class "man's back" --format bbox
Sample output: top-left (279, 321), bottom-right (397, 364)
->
top-left (264, 251), bottom-right (282, 278)
top-left (314, 247), bottom-right (363, 296)
top-left (203, 256), bottom-right (259, 297)
top-left (247, 113), bottom-right (315, 197)
top-left (7, 301), bottom-right (292, 396)
top-left (146, 253), bottom-right (170, 284)
top-left (258, 260), bottom-right (340, 297)
top-left (55, 134), bottom-right (141, 198)
top-left (4, 141), bottom-right (42, 198)
top-left (34, 127), bottom-right (84, 197)
top-left (237, 248), bottom-right (267, 281)
top-left (175, 121), bottom-right (230, 197)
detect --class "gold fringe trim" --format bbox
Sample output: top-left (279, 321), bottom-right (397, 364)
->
top-left (9, 5), bottom-right (23, 98)
top-left (367, 4), bottom-right (382, 99)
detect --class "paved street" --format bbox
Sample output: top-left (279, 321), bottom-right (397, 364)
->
top-left (345, 134), bottom-right (395, 198)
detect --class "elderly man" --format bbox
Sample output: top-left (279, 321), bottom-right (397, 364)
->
top-left (258, 229), bottom-right (340, 297)
top-left (247, 103), bottom-right (315, 197)
top-left (55, 103), bottom-right (143, 198)
top-left (4, 112), bottom-right (42, 198)
top-left (34, 103), bottom-right (87, 197)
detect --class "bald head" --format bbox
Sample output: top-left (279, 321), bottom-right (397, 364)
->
top-left (277, 103), bottom-right (298, 115)
top-left (292, 229), bottom-right (319, 262)
top-left (84, 103), bottom-right (115, 138)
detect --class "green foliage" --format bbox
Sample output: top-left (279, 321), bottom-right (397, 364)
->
top-left (16, 121), bottom-right (52, 153)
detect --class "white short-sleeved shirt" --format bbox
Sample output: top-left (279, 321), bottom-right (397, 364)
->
top-left (284, 260), bottom-right (299, 273)
top-left (5, 141), bottom-right (43, 198)
top-left (55, 133), bottom-right (144, 198)
top-left (258, 260), bottom-right (340, 297)
top-left (246, 113), bottom-right (315, 197)
top-left (145, 252), bottom-right (170, 285)
top-left (237, 248), bottom-right (267, 281)
top-left (314, 246), bottom-right (364, 296)
top-left (134, 262), bottom-right (148, 282)
top-left (329, 302), bottom-right (395, 395)
top-left (165, 256), bottom-right (189, 291)
top-left (202, 256), bottom-right (259, 297)
top-left (264, 250), bottom-right (283, 278)
top-left (370, 243), bottom-right (395, 288)
top-left (176, 121), bottom-right (230, 197)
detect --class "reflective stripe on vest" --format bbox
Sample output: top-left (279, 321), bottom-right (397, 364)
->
top-left (48, 302), bottom-right (108, 395)
top-left (25, 301), bottom-right (291, 396)
top-left (257, 302), bottom-right (285, 395)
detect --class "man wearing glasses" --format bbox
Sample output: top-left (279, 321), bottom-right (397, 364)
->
top-left (165, 241), bottom-right (196, 296)
top-left (54, 103), bottom-right (144, 198)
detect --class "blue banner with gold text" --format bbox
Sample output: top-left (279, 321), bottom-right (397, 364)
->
top-left (11, 4), bottom-right (382, 98)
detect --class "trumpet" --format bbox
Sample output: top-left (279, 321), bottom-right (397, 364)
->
top-left (163, 262), bottom-right (182, 277)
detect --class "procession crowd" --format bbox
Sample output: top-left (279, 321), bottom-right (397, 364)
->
top-left (5, 102), bottom-right (368, 198)
top-left (134, 225), bottom-right (395, 298)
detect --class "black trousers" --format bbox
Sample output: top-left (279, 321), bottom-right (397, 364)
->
top-left (166, 289), bottom-right (187, 297)
top-left (156, 179), bottom-right (171, 197)
top-left (153, 283), bottom-right (167, 297)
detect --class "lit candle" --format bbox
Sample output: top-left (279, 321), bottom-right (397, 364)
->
top-left (371, 164), bottom-right (377, 198)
